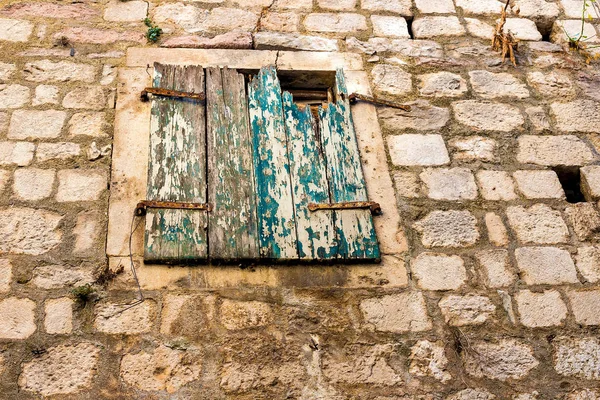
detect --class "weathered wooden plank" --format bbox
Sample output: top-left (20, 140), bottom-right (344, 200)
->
top-left (319, 69), bottom-right (380, 260)
top-left (206, 67), bottom-right (259, 260)
top-left (247, 66), bottom-right (298, 259)
top-left (282, 91), bottom-right (336, 260)
top-left (144, 63), bottom-right (207, 262)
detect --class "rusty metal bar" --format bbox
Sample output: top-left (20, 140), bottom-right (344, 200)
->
top-left (308, 201), bottom-right (382, 216)
top-left (135, 200), bottom-right (212, 216)
top-left (348, 93), bottom-right (411, 111)
top-left (140, 87), bottom-right (206, 102)
top-left (287, 89), bottom-right (329, 100)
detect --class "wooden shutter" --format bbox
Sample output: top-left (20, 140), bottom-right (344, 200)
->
top-left (144, 64), bottom-right (379, 263)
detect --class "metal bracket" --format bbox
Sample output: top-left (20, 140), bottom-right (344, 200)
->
top-left (135, 200), bottom-right (212, 216)
top-left (308, 201), bottom-right (382, 216)
top-left (348, 93), bottom-right (411, 112)
top-left (140, 87), bottom-right (206, 102)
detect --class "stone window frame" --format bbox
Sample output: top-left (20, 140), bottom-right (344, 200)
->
top-left (106, 48), bottom-right (406, 289)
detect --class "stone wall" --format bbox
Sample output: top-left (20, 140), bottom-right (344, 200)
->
top-left (1, 0), bottom-right (600, 398)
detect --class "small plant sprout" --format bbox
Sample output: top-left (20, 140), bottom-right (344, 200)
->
top-left (561, 0), bottom-right (600, 62)
top-left (144, 18), bottom-right (162, 43)
top-left (71, 284), bottom-right (96, 306)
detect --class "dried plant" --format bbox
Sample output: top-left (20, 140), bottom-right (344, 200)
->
top-left (491, 0), bottom-right (519, 66)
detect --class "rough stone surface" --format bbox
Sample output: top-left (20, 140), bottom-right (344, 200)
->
top-left (517, 135), bottom-right (596, 166)
top-left (409, 340), bottom-right (451, 382)
top-left (63, 86), bottom-right (106, 110)
top-left (393, 171), bottom-right (420, 198)
top-left (360, 292), bottom-right (432, 332)
top-left (418, 72), bottom-right (468, 97)
top-left (153, 2), bottom-right (209, 32)
top-left (371, 16), bottom-right (409, 38)
top-left (453, 100), bottom-right (524, 131)
top-left (515, 246), bottom-right (579, 285)
top-left (506, 204), bottom-right (570, 244)
top-left (526, 106), bottom-right (551, 131)
top-left (412, 16), bottom-right (465, 39)
top-left (464, 340), bottom-right (539, 381)
top-left (503, 18), bottom-right (542, 41)
top-left (36, 142), bottom-right (81, 162)
top-left (361, 0), bottom-right (412, 14)
top-left (0, 259), bottom-right (11, 292)
top-left (465, 17), bottom-right (495, 38)
top-left (379, 100), bottom-right (450, 131)
top-left (120, 345), bottom-right (201, 392)
top-left (515, 289), bottom-right (568, 327)
top-left (44, 297), bottom-right (73, 334)
top-left (412, 253), bottom-right (467, 290)
top-left (456, 0), bottom-right (505, 14)
top-left (477, 170), bottom-right (517, 201)
top-left (476, 250), bottom-right (515, 288)
top-left (387, 134), bottom-right (449, 166)
top-left (552, 100), bottom-right (600, 133)
top-left (449, 137), bottom-right (496, 161)
top-left (414, 210), bottom-right (479, 248)
top-left (371, 64), bottom-right (412, 96)
top-left (33, 85), bottom-right (60, 106)
top-left (469, 70), bottom-right (530, 99)
top-left (2, 2), bottom-right (98, 19)
top-left (103, 0), bottom-right (148, 22)
top-left (53, 27), bottom-right (144, 44)
top-left (0, 84), bottom-right (30, 109)
top-left (448, 389), bottom-right (496, 400)
top-left (73, 212), bottom-right (99, 254)
top-left (8, 110), bottom-right (66, 140)
top-left (0, 62), bottom-right (15, 80)
top-left (554, 337), bottom-right (600, 380)
top-left (438, 294), bottom-right (496, 326)
top-left (32, 265), bottom-right (94, 289)
top-left (551, 19), bottom-right (599, 44)
top-left (0, 18), bottom-right (33, 42)
top-left (0, 297), bottom-right (36, 339)
top-left (0, 208), bottom-right (62, 255)
top-left (12, 168), bottom-right (55, 201)
top-left (568, 289), bottom-right (600, 326)
top-left (261, 12), bottom-right (300, 32)
top-left (581, 165), bottom-right (600, 200)
top-left (163, 32), bottom-right (253, 49)
top-left (19, 343), bottom-right (100, 396)
top-left (527, 71), bottom-right (574, 97)
top-left (23, 60), bottom-right (96, 83)
top-left (0, 141), bottom-right (35, 166)
top-left (68, 112), bottom-right (107, 137)
top-left (513, 170), bottom-right (565, 199)
top-left (323, 344), bottom-right (401, 386)
top-left (220, 299), bottom-right (272, 330)
top-left (565, 203), bottom-right (600, 241)
top-left (420, 167), bottom-right (478, 200)
top-left (576, 246), bottom-right (600, 283)
top-left (95, 301), bottom-right (155, 334)
top-left (415, 0), bottom-right (455, 13)
top-left (304, 13), bottom-right (368, 33)
top-left (56, 170), bottom-right (106, 202)
top-left (254, 32), bottom-right (338, 51)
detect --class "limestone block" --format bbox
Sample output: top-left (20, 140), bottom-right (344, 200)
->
top-left (576, 246), bottom-right (600, 283)
top-left (0, 169), bottom-right (7, 194)
top-left (453, 100), bottom-right (524, 131)
top-left (63, 86), bottom-right (106, 110)
top-left (527, 71), bottom-right (574, 97)
top-left (221, 361), bottom-right (305, 391)
top-left (412, 252), bottom-right (467, 290)
top-left (32, 265), bottom-right (94, 289)
top-left (387, 134), bottom-right (449, 166)
top-left (379, 101), bottom-right (450, 131)
top-left (68, 112), bottom-right (107, 137)
top-left (73, 211), bottom-right (99, 254)
top-left (219, 299), bottom-right (272, 330)
top-left (12, 168), bottom-right (56, 201)
top-left (393, 171), bottom-right (420, 198)
top-left (0, 18), bottom-right (33, 42)
top-left (202, 8), bottom-right (259, 32)
top-left (438, 294), bottom-right (496, 326)
top-left (94, 300), bottom-right (155, 334)
top-left (53, 27), bottom-right (144, 44)
top-left (511, 0), bottom-right (560, 26)
top-left (19, 343), bottom-right (100, 396)
top-left (525, 106), bottom-right (551, 131)
top-left (261, 12), bottom-right (300, 32)
top-left (554, 337), bottom-right (600, 380)
top-left (361, 0), bottom-right (412, 15)
top-left (409, 340), bottom-right (451, 382)
top-left (8, 110), bottom-right (66, 139)
top-left (515, 289), bottom-right (567, 327)
top-left (477, 171), bottom-right (517, 201)
top-left (0, 84), bottom-right (30, 109)
top-left (153, 3), bottom-right (208, 32)
top-left (517, 135), bottom-right (595, 166)
top-left (44, 297), bottom-right (73, 334)
top-left (418, 72), bottom-right (468, 97)
top-left (0, 297), bottom-right (35, 339)
top-left (552, 100), bottom-right (600, 132)
top-left (304, 13), bottom-right (368, 33)
top-left (515, 246), bottom-right (578, 285)
top-left (273, 0), bottom-right (312, 9)
top-left (566, 390), bottom-right (600, 400)
top-left (456, 0), bottom-right (505, 15)
top-left (565, 203), bottom-right (600, 241)
top-left (503, 18), bottom-right (542, 41)
top-left (0, 259), bottom-right (11, 292)
top-left (254, 32), bottom-right (338, 51)
top-left (371, 16), bottom-right (410, 38)
top-left (360, 292), bottom-right (432, 332)
top-left (412, 16), bottom-right (466, 38)
top-left (56, 169), bottom-right (106, 202)
top-left (420, 167), bottom-right (478, 200)
top-left (469, 70), bottom-right (530, 99)
top-left (567, 289), bottom-right (600, 326)
top-left (476, 250), bottom-right (515, 288)
top-left (414, 210), bottom-right (479, 248)
top-left (0, 141), bottom-right (35, 166)
top-left (100, 65), bottom-right (116, 85)
top-left (507, 204), bottom-right (570, 244)
top-left (415, 0), bottom-right (455, 13)
top-left (551, 20), bottom-right (599, 44)
top-left (162, 32), bottom-right (253, 49)
top-left (0, 62), bottom-right (16, 80)
top-left (104, 0), bottom-right (148, 22)
top-left (450, 137), bottom-right (496, 161)
top-left (33, 85), bottom-right (60, 105)
top-left (513, 170), bottom-right (565, 199)
top-left (0, 208), bottom-right (63, 255)
top-left (448, 389), bottom-right (496, 400)
top-left (120, 345), bottom-right (201, 392)
top-left (318, 0), bottom-right (357, 10)
top-left (465, 18), bottom-right (495, 39)
top-left (581, 165), bottom-right (600, 200)
top-left (463, 339), bottom-right (539, 381)
top-left (36, 142), bottom-right (81, 162)
top-left (485, 212), bottom-right (509, 247)
top-left (322, 344), bottom-right (400, 386)
top-left (371, 64), bottom-right (412, 96)
top-left (23, 60), bottom-right (97, 83)
top-left (2, 2), bottom-right (98, 19)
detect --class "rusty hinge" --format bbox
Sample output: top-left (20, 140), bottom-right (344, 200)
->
top-left (348, 93), bottom-right (411, 112)
top-left (140, 87), bottom-right (206, 102)
top-left (135, 200), bottom-right (212, 216)
top-left (308, 201), bottom-right (382, 216)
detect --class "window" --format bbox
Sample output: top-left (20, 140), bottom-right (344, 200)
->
top-left (140, 63), bottom-right (379, 263)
